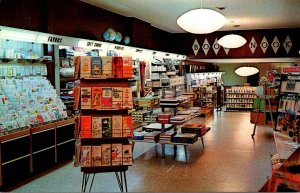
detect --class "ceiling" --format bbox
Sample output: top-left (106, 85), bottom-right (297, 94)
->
top-left (81, 0), bottom-right (300, 33)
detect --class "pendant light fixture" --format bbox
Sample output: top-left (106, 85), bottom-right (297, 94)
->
top-left (218, 21), bottom-right (247, 48)
top-left (177, 0), bottom-right (227, 34)
top-left (235, 66), bottom-right (259, 77)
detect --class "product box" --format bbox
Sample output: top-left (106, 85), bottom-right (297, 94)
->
top-left (122, 87), bottom-right (133, 109)
top-left (122, 57), bottom-right (133, 78)
top-left (102, 117), bottom-right (112, 138)
top-left (102, 87), bottom-right (112, 109)
top-left (91, 57), bottom-right (102, 78)
top-left (92, 87), bottom-right (102, 110)
top-left (102, 56), bottom-right (112, 78)
top-left (91, 146), bottom-right (101, 167)
top-left (112, 57), bottom-right (123, 78)
top-left (81, 116), bottom-right (91, 131)
top-left (112, 115), bottom-right (123, 137)
top-left (81, 87), bottom-right (92, 109)
top-left (80, 56), bottom-right (91, 78)
top-left (122, 144), bottom-right (132, 166)
top-left (80, 146), bottom-right (91, 167)
top-left (91, 117), bottom-right (102, 138)
top-left (123, 115), bottom-right (133, 138)
top-left (111, 144), bottom-right (123, 166)
top-left (101, 144), bottom-right (111, 166)
top-left (112, 87), bottom-right (123, 109)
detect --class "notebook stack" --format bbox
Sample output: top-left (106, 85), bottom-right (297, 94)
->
top-left (138, 97), bottom-right (159, 107)
top-left (172, 133), bottom-right (198, 144)
top-left (133, 131), bottom-right (148, 140)
top-left (159, 130), bottom-right (177, 143)
top-left (142, 123), bottom-right (174, 132)
top-left (143, 131), bottom-right (161, 142)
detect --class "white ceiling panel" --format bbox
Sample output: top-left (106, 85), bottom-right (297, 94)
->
top-left (81, 0), bottom-right (300, 33)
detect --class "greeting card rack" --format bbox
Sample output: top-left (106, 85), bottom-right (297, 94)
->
top-left (77, 56), bottom-right (134, 192)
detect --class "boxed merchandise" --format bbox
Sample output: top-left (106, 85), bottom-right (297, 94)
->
top-left (91, 146), bottom-right (102, 167)
top-left (102, 87), bottom-right (112, 109)
top-left (160, 98), bottom-right (179, 107)
top-left (157, 112), bottom-right (172, 124)
top-left (123, 116), bottom-right (133, 138)
top-left (122, 57), bottom-right (133, 78)
top-left (102, 117), bottom-right (112, 137)
top-left (81, 116), bottom-right (91, 131)
top-left (123, 87), bottom-right (133, 109)
top-left (91, 117), bottom-right (102, 138)
top-left (172, 133), bottom-right (198, 144)
top-left (102, 56), bottom-right (112, 78)
top-left (122, 144), bottom-right (133, 165)
top-left (112, 87), bottom-right (123, 109)
top-left (170, 115), bottom-right (186, 125)
top-left (112, 57), bottom-right (123, 78)
top-left (91, 57), bottom-right (102, 78)
top-left (133, 131), bottom-right (148, 140)
top-left (101, 144), bottom-right (111, 166)
top-left (80, 56), bottom-right (91, 78)
top-left (181, 123), bottom-right (206, 136)
top-left (111, 144), bottom-right (123, 166)
top-left (81, 87), bottom-right (92, 109)
top-left (80, 146), bottom-right (91, 167)
top-left (91, 87), bottom-right (102, 110)
top-left (112, 115), bottom-right (123, 137)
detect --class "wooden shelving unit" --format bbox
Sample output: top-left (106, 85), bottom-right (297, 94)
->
top-left (225, 86), bottom-right (257, 111)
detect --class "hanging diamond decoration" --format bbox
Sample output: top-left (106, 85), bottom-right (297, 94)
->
top-left (192, 38), bottom-right (200, 56)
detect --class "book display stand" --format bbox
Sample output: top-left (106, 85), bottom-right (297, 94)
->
top-left (77, 56), bottom-right (134, 192)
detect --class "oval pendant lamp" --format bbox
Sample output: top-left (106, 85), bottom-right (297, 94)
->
top-left (177, 0), bottom-right (226, 34)
top-left (235, 66), bottom-right (259, 76)
top-left (218, 34), bottom-right (247, 48)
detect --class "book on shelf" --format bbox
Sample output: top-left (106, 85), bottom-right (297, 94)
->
top-left (123, 87), bottom-right (133, 109)
top-left (92, 117), bottom-right (102, 138)
top-left (112, 57), bottom-right (123, 78)
top-left (122, 144), bottom-right (132, 165)
top-left (81, 87), bottom-right (92, 109)
top-left (122, 57), bottom-right (133, 78)
top-left (101, 144), bottom-right (111, 166)
top-left (80, 56), bottom-right (91, 78)
top-left (92, 87), bottom-right (102, 110)
top-left (102, 87), bottom-right (112, 109)
top-left (91, 57), bottom-right (102, 78)
top-left (111, 144), bottom-right (123, 166)
top-left (81, 116), bottom-right (91, 131)
top-left (112, 115), bottom-right (123, 137)
top-left (102, 56), bottom-right (112, 78)
top-left (91, 146), bottom-right (102, 167)
top-left (123, 115), bottom-right (133, 138)
top-left (112, 87), bottom-right (123, 109)
top-left (80, 146), bottom-right (92, 167)
top-left (102, 117), bottom-right (112, 137)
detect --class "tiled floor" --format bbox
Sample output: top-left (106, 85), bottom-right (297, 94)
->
top-left (13, 111), bottom-right (277, 192)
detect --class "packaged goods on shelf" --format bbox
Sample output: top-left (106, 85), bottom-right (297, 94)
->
top-left (144, 113), bottom-right (158, 123)
top-left (138, 96), bottom-right (159, 107)
top-left (142, 123), bottom-right (174, 132)
top-left (158, 112), bottom-right (172, 124)
top-left (160, 98), bottom-right (179, 107)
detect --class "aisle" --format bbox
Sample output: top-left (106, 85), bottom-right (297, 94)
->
top-left (13, 111), bottom-right (277, 192)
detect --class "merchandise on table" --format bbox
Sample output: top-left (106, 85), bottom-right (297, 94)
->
top-left (143, 131), bottom-right (161, 142)
top-left (159, 130), bottom-right (177, 142)
top-left (172, 133), bottom-right (198, 144)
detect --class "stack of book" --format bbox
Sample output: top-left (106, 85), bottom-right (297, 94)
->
top-left (133, 131), bottom-right (148, 140)
top-left (158, 112), bottom-right (172, 124)
top-left (172, 133), bottom-right (198, 144)
top-left (159, 130), bottom-right (177, 142)
top-left (181, 124), bottom-right (206, 136)
top-left (144, 113), bottom-right (158, 123)
top-left (138, 96), bottom-right (159, 107)
top-left (131, 110), bottom-right (150, 122)
top-left (170, 115), bottom-right (186, 125)
top-left (160, 98), bottom-right (179, 107)
top-left (143, 131), bottom-right (161, 142)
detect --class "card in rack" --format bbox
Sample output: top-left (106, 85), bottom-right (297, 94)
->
top-left (112, 115), bottom-right (123, 137)
top-left (102, 117), bottom-right (112, 137)
top-left (102, 56), bottom-right (112, 78)
top-left (91, 117), bottom-right (102, 138)
top-left (112, 87), bottom-right (123, 109)
top-left (122, 87), bottom-right (133, 109)
top-left (91, 57), bottom-right (102, 78)
top-left (123, 115), bottom-right (133, 138)
top-left (111, 144), bottom-right (122, 166)
top-left (91, 146), bottom-right (102, 167)
top-left (80, 56), bottom-right (91, 78)
top-left (80, 146), bottom-right (91, 167)
top-left (101, 144), bottom-right (111, 166)
top-left (81, 87), bottom-right (91, 109)
top-left (92, 87), bottom-right (102, 110)
top-left (81, 116), bottom-right (92, 138)
top-left (112, 57), bottom-right (123, 78)
top-left (122, 144), bottom-right (132, 165)
top-left (122, 57), bottom-right (133, 78)
top-left (102, 87), bottom-right (112, 109)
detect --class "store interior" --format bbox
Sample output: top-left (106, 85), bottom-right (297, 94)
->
top-left (0, 0), bottom-right (300, 192)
